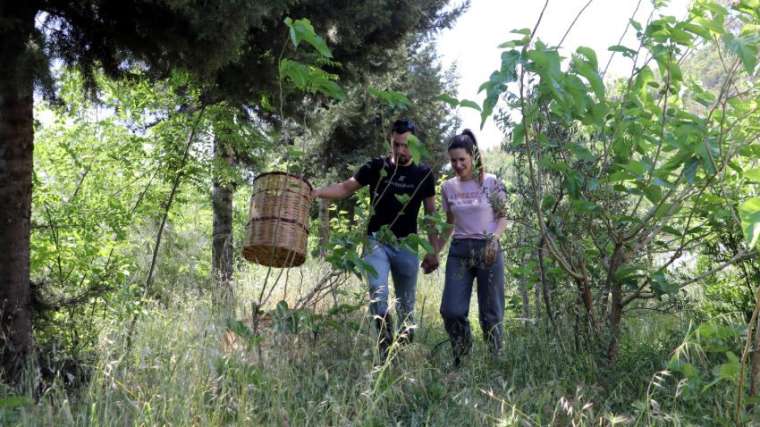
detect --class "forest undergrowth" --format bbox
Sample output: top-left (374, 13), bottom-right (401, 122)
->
top-left (0, 259), bottom-right (744, 426)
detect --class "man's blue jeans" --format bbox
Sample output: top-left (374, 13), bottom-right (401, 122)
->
top-left (363, 237), bottom-right (419, 328)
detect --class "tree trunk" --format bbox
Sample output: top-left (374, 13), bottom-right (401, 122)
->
top-left (537, 239), bottom-right (555, 326)
top-left (342, 198), bottom-right (357, 226)
top-left (607, 282), bottom-right (623, 362)
top-left (574, 276), bottom-right (596, 330)
top-left (211, 137), bottom-right (235, 312)
top-left (606, 246), bottom-right (626, 363)
top-left (0, 8), bottom-right (36, 384)
top-left (750, 313), bottom-right (760, 399)
top-left (519, 278), bottom-right (530, 319)
top-left (318, 199), bottom-right (330, 257)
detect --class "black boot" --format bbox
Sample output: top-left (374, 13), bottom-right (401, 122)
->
top-left (398, 324), bottom-right (415, 346)
top-left (446, 320), bottom-right (472, 368)
top-left (485, 328), bottom-right (502, 357)
top-left (374, 313), bottom-right (394, 361)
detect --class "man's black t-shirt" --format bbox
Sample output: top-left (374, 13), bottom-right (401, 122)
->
top-left (354, 157), bottom-right (435, 238)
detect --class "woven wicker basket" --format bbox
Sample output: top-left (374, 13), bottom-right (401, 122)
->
top-left (242, 172), bottom-right (312, 267)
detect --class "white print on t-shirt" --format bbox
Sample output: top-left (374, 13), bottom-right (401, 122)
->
top-left (447, 190), bottom-right (487, 206)
top-left (442, 175), bottom-right (507, 239)
top-left (380, 177), bottom-right (416, 191)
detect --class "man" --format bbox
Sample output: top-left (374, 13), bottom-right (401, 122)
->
top-left (312, 119), bottom-right (439, 359)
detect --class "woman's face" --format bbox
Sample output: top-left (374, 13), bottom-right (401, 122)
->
top-left (449, 148), bottom-right (473, 179)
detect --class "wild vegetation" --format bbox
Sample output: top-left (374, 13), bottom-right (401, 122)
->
top-left (2, 0), bottom-right (760, 425)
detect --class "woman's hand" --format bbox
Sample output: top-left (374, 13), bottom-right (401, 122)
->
top-left (484, 236), bottom-right (499, 266)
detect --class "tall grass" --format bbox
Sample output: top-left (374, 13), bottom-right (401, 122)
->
top-left (0, 262), bottom-right (746, 426)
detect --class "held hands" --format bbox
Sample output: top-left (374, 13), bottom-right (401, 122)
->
top-left (421, 253), bottom-right (439, 274)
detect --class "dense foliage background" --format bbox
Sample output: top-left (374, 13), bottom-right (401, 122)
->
top-left (2, 0), bottom-right (760, 425)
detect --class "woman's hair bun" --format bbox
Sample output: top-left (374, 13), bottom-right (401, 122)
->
top-left (461, 129), bottom-right (477, 146)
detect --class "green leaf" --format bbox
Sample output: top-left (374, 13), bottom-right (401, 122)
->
top-left (276, 299), bottom-right (289, 314)
top-left (571, 54), bottom-right (605, 100)
top-left (614, 264), bottom-right (643, 282)
top-left (717, 352), bottom-right (740, 382)
top-left (567, 143), bottom-right (595, 161)
top-left (629, 19), bottom-right (643, 33)
top-left (459, 99), bottom-right (482, 112)
top-left (696, 322), bottom-right (738, 342)
top-left (621, 160), bottom-right (647, 177)
top-left (739, 197), bottom-right (760, 248)
top-left (724, 33), bottom-right (758, 75)
top-left (684, 157), bottom-right (700, 184)
top-left (279, 59), bottom-right (345, 100)
top-left (745, 168), bottom-right (760, 183)
top-left (511, 28), bottom-right (532, 36)
top-left (394, 193), bottom-right (411, 205)
top-left (643, 184), bottom-right (662, 204)
top-left (668, 360), bottom-right (699, 379)
top-left (369, 87), bottom-right (411, 110)
top-left (571, 199), bottom-right (599, 213)
top-left (419, 238), bottom-right (434, 254)
top-left (632, 65), bottom-right (655, 94)
top-left (668, 60), bottom-right (683, 82)
top-left (669, 26), bottom-right (693, 46)
top-left (436, 94), bottom-right (459, 108)
top-left (499, 39), bottom-right (526, 48)
top-left (692, 89), bottom-right (716, 107)
top-left (499, 28), bottom-right (531, 48)
top-left (608, 44), bottom-right (638, 58)
top-left (654, 202), bottom-right (680, 220)
top-left (540, 157), bottom-right (567, 173)
top-left (284, 17), bottom-right (333, 58)
top-left (406, 134), bottom-right (428, 164)
top-left (693, 15), bottom-right (725, 36)
top-left (227, 319), bottom-right (256, 344)
top-left (402, 233), bottom-right (434, 255)
top-left (565, 171), bottom-right (582, 198)
top-left (682, 22), bottom-right (712, 40)
top-left (575, 46), bottom-right (599, 70)
top-left (479, 49), bottom-right (520, 128)
top-left (541, 194), bottom-right (556, 210)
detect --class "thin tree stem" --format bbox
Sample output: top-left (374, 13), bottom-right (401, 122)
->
top-left (557, 0), bottom-right (594, 48)
top-left (144, 105), bottom-right (207, 296)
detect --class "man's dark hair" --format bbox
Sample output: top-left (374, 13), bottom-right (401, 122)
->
top-left (391, 119), bottom-right (416, 134)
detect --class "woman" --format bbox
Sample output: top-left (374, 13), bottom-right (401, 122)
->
top-left (435, 129), bottom-right (508, 366)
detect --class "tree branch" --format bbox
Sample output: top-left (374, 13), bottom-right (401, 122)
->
top-left (144, 104), bottom-right (207, 296)
top-left (677, 250), bottom-right (757, 289)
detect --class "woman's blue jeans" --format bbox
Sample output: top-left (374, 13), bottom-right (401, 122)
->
top-left (440, 238), bottom-right (505, 357)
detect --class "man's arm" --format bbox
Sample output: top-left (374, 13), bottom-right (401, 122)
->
top-left (435, 210), bottom-right (455, 256)
top-left (422, 196), bottom-right (439, 250)
top-left (312, 177), bottom-right (362, 200)
top-left (421, 196), bottom-right (441, 274)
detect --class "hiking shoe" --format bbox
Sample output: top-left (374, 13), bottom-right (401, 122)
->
top-left (374, 314), bottom-right (394, 361)
top-left (397, 326), bottom-right (415, 346)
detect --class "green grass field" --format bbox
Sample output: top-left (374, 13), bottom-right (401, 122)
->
top-left (0, 260), bottom-right (743, 426)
